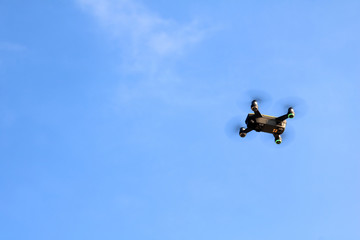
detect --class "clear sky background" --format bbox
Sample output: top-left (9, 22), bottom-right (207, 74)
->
top-left (1, 1), bottom-right (360, 239)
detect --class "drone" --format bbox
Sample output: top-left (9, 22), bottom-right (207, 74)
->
top-left (239, 100), bottom-right (295, 144)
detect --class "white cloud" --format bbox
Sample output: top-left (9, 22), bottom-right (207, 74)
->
top-left (77, 0), bottom-right (206, 73)
top-left (76, 0), bottom-right (212, 105)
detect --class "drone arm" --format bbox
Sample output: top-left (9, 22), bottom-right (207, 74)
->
top-left (253, 109), bottom-right (262, 118)
top-left (276, 107), bottom-right (295, 122)
top-left (251, 100), bottom-right (262, 118)
top-left (276, 114), bottom-right (288, 122)
top-left (243, 128), bottom-right (253, 133)
top-left (239, 127), bottom-right (253, 137)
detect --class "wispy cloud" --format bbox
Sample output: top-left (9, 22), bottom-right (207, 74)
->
top-left (76, 0), bottom-right (212, 105)
top-left (77, 0), bottom-right (206, 74)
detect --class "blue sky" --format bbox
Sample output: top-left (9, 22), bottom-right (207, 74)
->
top-left (1, 0), bottom-right (360, 239)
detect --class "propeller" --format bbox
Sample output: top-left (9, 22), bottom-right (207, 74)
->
top-left (224, 116), bottom-right (256, 140)
top-left (237, 89), bottom-right (272, 112)
top-left (276, 96), bottom-right (308, 119)
top-left (224, 116), bottom-right (243, 139)
top-left (246, 89), bottom-right (272, 105)
top-left (280, 125), bottom-right (295, 145)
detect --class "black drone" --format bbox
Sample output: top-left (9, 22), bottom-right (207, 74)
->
top-left (239, 100), bottom-right (295, 144)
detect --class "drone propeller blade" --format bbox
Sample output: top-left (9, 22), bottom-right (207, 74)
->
top-left (237, 89), bottom-right (272, 111)
top-left (224, 116), bottom-right (243, 138)
top-left (276, 96), bottom-right (308, 119)
top-left (246, 89), bottom-right (272, 105)
top-left (224, 116), bottom-right (256, 140)
top-left (281, 125), bottom-right (295, 145)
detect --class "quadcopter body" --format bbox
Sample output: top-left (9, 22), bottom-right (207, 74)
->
top-left (239, 100), bottom-right (295, 144)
